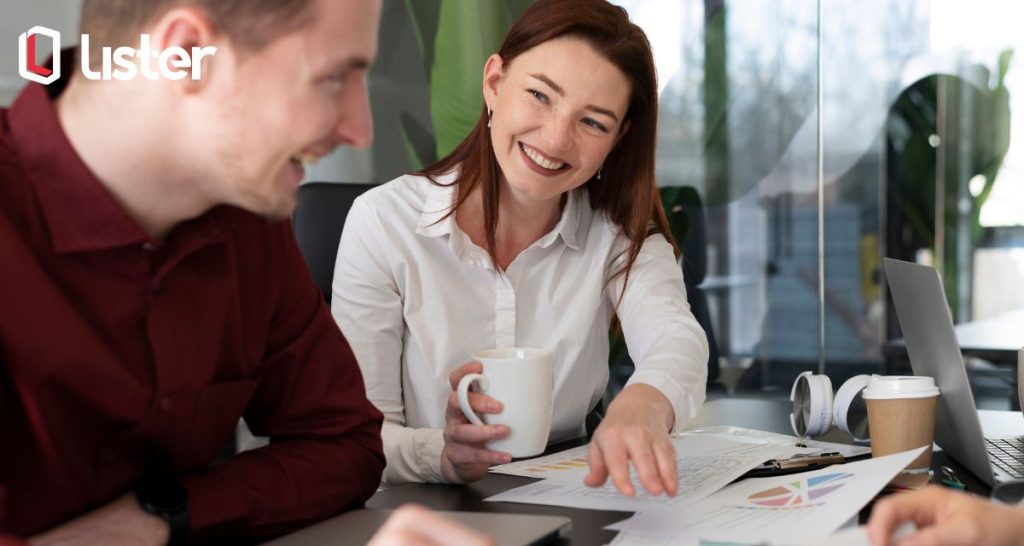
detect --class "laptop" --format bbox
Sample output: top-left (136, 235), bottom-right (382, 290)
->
top-left (265, 509), bottom-right (571, 546)
top-left (884, 257), bottom-right (1023, 486)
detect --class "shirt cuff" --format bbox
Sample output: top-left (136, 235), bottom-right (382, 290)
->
top-left (626, 369), bottom-right (704, 432)
top-left (381, 423), bottom-right (447, 485)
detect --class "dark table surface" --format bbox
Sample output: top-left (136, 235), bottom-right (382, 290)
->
top-left (362, 397), bottom-right (991, 545)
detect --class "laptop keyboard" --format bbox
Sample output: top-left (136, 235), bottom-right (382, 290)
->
top-left (986, 437), bottom-right (1024, 478)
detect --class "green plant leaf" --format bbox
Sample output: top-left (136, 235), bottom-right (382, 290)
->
top-left (403, 0), bottom-right (441, 78)
top-left (431, 0), bottom-right (510, 158)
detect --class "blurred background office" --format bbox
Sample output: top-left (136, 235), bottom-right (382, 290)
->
top-left (4, 0), bottom-right (1023, 409)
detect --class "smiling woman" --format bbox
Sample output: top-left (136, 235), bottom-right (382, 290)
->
top-left (331, 0), bottom-right (709, 496)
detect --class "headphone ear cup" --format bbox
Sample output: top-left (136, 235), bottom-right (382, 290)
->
top-left (833, 374), bottom-right (872, 442)
top-left (790, 371), bottom-right (835, 437)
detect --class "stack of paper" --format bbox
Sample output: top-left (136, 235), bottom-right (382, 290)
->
top-left (485, 432), bottom-right (924, 545)
top-left (487, 435), bottom-right (809, 512)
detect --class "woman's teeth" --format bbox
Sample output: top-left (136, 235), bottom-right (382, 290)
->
top-left (522, 144), bottom-right (565, 170)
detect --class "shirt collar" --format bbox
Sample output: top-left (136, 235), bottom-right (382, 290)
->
top-left (414, 172), bottom-right (583, 252)
top-left (7, 48), bottom-right (223, 254)
top-left (414, 173), bottom-right (458, 239)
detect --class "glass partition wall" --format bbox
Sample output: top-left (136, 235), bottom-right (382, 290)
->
top-left (320, 0), bottom-right (1024, 405)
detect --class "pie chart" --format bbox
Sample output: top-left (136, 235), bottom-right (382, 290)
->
top-left (747, 472), bottom-right (853, 507)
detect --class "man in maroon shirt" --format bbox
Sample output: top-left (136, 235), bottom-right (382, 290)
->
top-left (0, 0), bottom-right (385, 544)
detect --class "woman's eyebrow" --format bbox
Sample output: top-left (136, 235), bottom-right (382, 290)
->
top-left (528, 73), bottom-right (620, 122)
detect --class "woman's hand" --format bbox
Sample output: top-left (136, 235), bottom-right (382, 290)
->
top-left (440, 362), bottom-right (512, 483)
top-left (867, 486), bottom-right (1024, 546)
top-left (584, 384), bottom-right (677, 497)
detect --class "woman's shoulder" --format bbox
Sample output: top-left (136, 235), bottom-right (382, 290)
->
top-left (354, 172), bottom-right (454, 217)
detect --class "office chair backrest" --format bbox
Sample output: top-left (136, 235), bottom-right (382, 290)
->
top-left (292, 182), bottom-right (377, 305)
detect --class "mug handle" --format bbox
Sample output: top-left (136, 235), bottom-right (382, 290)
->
top-left (457, 373), bottom-right (488, 426)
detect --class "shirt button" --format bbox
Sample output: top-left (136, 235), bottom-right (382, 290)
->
top-left (141, 242), bottom-right (156, 251)
top-left (159, 396), bottom-right (172, 411)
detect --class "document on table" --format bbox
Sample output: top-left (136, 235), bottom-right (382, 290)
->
top-left (486, 435), bottom-right (808, 512)
top-left (490, 431), bottom-right (817, 481)
top-left (605, 523), bottom-right (891, 546)
top-left (606, 519), bottom-right (915, 545)
top-left (606, 447), bottom-right (925, 545)
top-left (684, 425), bottom-right (872, 459)
top-left (490, 443), bottom-right (592, 480)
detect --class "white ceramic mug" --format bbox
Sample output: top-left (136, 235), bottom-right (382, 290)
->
top-left (457, 348), bottom-right (554, 458)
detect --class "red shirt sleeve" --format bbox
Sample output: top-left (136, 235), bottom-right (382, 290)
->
top-left (181, 222), bottom-right (384, 541)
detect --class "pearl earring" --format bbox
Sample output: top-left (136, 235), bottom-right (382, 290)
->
top-left (487, 107), bottom-right (493, 128)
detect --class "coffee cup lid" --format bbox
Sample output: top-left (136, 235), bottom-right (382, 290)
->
top-left (861, 375), bottom-right (939, 400)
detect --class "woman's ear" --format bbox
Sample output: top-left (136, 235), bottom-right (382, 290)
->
top-left (481, 53), bottom-right (505, 107)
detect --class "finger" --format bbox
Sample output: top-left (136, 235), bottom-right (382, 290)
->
top-left (388, 505), bottom-right (496, 546)
top-left (444, 442), bottom-right (511, 466)
top-left (868, 490), bottom-right (941, 546)
top-left (447, 391), bottom-right (503, 420)
top-left (368, 527), bottom-right (431, 546)
top-left (602, 441), bottom-right (636, 497)
top-left (445, 423), bottom-right (509, 444)
top-left (449, 361), bottom-right (484, 390)
top-left (625, 436), bottom-right (663, 496)
top-left (898, 523), bottom-right (973, 546)
top-left (653, 440), bottom-right (678, 497)
top-left (584, 442), bottom-right (608, 488)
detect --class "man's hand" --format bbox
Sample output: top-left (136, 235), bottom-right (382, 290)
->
top-left (368, 504), bottom-right (495, 546)
top-left (440, 362), bottom-right (512, 484)
top-left (584, 383), bottom-right (677, 497)
top-left (29, 494), bottom-right (169, 546)
top-left (868, 486), bottom-right (1024, 546)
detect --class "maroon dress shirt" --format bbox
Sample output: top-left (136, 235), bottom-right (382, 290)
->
top-left (0, 77), bottom-right (384, 542)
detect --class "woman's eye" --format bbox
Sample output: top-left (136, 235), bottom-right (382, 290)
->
top-left (528, 89), bottom-right (548, 103)
top-left (583, 118), bottom-right (609, 132)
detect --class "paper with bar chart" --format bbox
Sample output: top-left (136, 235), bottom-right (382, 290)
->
top-left (490, 433), bottom-right (811, 482)
top-left (485, 435), bottom-right (807, 512)
top-left (489, 443), bottom-right (593, 480)
top-left (607, 447), bottom-right (925, 544)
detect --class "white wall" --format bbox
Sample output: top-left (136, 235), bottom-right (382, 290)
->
top-left (0, 1), bottom-right (81, 106)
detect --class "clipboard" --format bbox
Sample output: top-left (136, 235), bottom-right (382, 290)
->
top-left (740, 452), bottom-right (867, 479)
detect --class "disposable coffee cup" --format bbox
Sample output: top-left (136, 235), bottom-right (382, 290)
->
top-left (862, 376), bottom-right (940, 471)
top-left (457, 348), bottom-right (554, 458)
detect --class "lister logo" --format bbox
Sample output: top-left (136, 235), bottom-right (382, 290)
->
top-left (18, 26), bottom-right (217, 84)
top-left (19, 26), bottom-right (60, 85)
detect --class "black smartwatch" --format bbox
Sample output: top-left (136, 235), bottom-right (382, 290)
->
top-left (134, 474), bottom-right (189, 546)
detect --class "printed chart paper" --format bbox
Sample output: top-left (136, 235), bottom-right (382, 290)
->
top-left (486, 436), bottom-right (806, 512)
top-left (606, 448), bottom-right (924, 545)
top-left (683, 426), bottom-right (872, 459)
top-left (491, 433), bottom-right (814, 481)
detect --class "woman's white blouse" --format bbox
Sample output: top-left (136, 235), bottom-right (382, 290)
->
top-left (331, 173), bottom-right (709, 485)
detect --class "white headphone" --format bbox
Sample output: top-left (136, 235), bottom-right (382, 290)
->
top-left (789, 371), bottom-right (872, 442)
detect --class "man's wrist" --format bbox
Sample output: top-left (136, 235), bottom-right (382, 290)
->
top-left (133, 474), bottom-right (189, 546)
top-left (126, 495), bottom-right (172, 546)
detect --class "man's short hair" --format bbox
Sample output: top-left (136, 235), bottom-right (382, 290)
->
top-left (80, 0), bottom-right (314, 63)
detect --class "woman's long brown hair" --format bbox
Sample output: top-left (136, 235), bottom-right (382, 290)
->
top-left (417, 0), bottom-right (675, 297)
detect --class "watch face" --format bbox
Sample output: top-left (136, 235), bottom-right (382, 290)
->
top-left (138, 477), bottom-right (188, 512)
